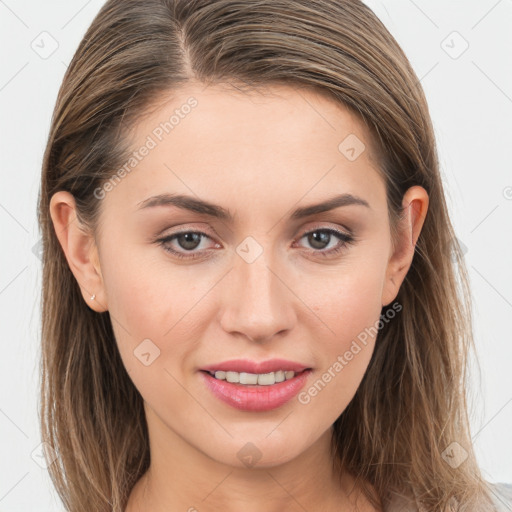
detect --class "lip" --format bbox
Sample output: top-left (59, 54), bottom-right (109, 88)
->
top-left (200, 368), bottom-right (312, 412)
top-left (201, 358), bottom-right (311, 374)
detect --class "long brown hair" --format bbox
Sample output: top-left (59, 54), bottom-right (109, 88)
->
top-left (37, 1), bottom-right (494, 510)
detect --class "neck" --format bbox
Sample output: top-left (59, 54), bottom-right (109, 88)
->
top-left (126, 407), bottom-right (379, 512)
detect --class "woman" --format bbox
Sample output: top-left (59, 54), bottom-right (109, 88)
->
top-left (38, 0), bottom-right (512, 510)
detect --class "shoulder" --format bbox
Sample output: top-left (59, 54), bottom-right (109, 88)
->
top-left (386, 482), bottom-right (512, 511)
top-left (488, 482), bottom-right (512, 511)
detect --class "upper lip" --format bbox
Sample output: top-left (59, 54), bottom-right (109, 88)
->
top-left (201, 358), bottom-right (311, 374)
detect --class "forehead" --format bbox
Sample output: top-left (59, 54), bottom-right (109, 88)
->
top-left (134, 81), bottom-right (375, 148)
top-left (105, 82), bottom-right (386, 219)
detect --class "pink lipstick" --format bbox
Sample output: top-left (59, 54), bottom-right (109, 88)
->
top-left (199, 359), bottom-right (312, 412)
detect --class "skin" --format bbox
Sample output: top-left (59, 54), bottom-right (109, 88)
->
top-left (50, 82), bottom-right (428, 512)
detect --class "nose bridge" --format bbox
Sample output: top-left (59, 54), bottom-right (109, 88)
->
top-left (220, 237), bottom-right (295, 341)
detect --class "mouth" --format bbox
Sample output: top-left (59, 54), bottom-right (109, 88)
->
top-left (199, 364), bottom-right (313, 412)
top-left (201, 368), bottom-right (308, 386)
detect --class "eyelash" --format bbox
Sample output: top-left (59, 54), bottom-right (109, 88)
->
top-left (156, 226), bottom-right (356, 261)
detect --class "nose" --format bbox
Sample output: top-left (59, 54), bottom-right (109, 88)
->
top-left (219, 249), bottom-right (296, 344)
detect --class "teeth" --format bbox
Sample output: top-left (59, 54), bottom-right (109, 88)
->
top-left (274, 370), bottom-right (285, 383)
top-left (212, 370), bottom-right (298, 385)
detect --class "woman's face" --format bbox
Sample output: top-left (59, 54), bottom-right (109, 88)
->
top-left (56, 82), bottom-right (426, 470)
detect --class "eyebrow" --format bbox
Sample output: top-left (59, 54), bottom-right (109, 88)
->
top-left (136, 192), bottom-right (371, 221)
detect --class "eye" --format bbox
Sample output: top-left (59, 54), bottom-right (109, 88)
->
top-left (156, 231), bottom-right (219, 260)
top-left (294, 227), bottom-right (356, 258)
top-left (155, 226), bottom-right (356, 260)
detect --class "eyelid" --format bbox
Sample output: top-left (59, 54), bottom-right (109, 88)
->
top-left (154, 223), bottom-right (218, 242)
top-left (154, 221), bottom-right (358, 260)
top-left (154, 232), bottom-right (215, 262)
top-left (156, 221), bottom-right (354, 244)
top-left (299, 221), bottom-right (355, 239)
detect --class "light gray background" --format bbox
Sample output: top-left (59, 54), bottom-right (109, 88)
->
top-left (0, 1), bottom-right (511, 510)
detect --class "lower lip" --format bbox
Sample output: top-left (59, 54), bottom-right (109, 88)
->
top-left (200, 370), bottom-right (312, 412)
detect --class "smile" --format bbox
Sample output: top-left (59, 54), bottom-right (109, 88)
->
top-left (207, 369), bottom-right (297, 385)
top-left (200, 368), bottom-right (312, 412)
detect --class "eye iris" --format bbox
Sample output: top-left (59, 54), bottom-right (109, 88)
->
top-left (177, 232), bottom-right (202, 250)
top-left (308, 231), bottom-right (330, 249)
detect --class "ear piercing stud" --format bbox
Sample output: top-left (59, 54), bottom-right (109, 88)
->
top-left (90, 294), bottom-right (96, 300)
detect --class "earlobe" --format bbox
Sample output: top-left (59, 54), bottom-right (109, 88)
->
top-left (49, 191), bottom-right (108, 313)
top-left (381, 186), bottom-right (429, 307)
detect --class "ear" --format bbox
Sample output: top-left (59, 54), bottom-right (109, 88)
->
top-left (381, 185), bottom-right (429, 307)
top-left (49, 191), bottom-right (108, 312)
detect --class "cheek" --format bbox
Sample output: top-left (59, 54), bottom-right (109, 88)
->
top-left (99, 241), bottom-right (216, 391)
top-left (297, 258), bottom-right (386, 419)
top-left (306, 258), bottom-right (386, 349)
top-left (98, 240), bottom-right (176, 366)
top-left (100, 232), bottom-right (187, 334)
